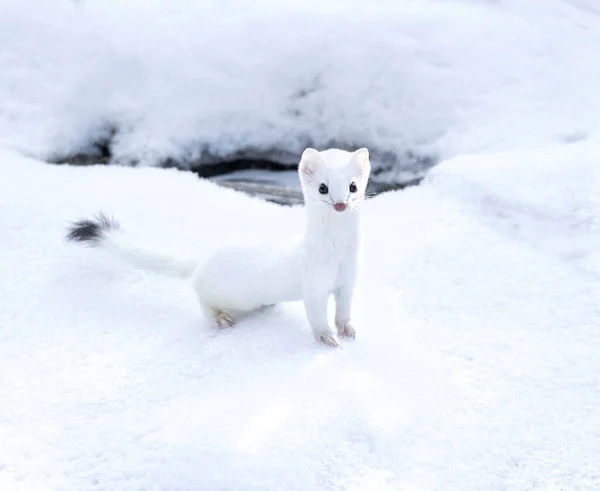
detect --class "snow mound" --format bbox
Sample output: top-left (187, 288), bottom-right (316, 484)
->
top-left (427, 139), bottom-right (600, 275)
top-left (1, 143), bottom-right (600, 490)
top-left (2, 0), bottom-right (600, 179)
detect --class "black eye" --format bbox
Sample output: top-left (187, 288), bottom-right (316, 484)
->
top-left (319, 183), bottom-right (328, 195)
top-left (349, 182), bottom-right (357, 193)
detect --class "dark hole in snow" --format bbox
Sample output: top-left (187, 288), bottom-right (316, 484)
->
top-left (49, 132), bottom-right (436, 206)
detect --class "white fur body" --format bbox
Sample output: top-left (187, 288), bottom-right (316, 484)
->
top-left (193, 241), bottom-right (303, 312)
top-left (68, 148), bottom-right (370, 347)
top-left (192, 209), bottom-right (360, 340)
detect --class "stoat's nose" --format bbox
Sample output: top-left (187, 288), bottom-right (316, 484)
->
top-left (333, 202), bottom-right (347, 212)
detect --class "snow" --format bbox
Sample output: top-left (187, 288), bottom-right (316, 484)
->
top-left (428, 139), bottom-right (600, 276)
top-left (2, 0), bottom-right (600, 179)
top-left (1, 139), bottom-right (600, 489)
top-left (3, 0), bottom-right (600, 488)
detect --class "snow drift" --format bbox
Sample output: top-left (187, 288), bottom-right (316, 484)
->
top-left (2, 0), bottom-right (600, 181)
top-left (2, 0), bottom-right (600, 488)
top-left (1, 139), bottom-right (600, 489)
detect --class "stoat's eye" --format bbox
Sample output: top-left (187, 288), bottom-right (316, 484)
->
top-left (349, 182), bottom-right (357, 193)
top-left (319, 183), bottom-right (328, 194)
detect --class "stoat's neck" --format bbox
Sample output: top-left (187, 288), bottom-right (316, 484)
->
top-left (303, 201), bottom-right (360, 245)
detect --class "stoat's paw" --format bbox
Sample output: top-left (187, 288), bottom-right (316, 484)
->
top-left (317, 331), bottom-right (342, 349)
top-left (335, 320), bottom-right (356, 339)
top-left (215, 312), bottom-right (234, 329)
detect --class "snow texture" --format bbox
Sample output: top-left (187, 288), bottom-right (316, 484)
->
top-left (2, 0), bottom-right (600, 179)
top-left (1, 140), bottom-right (600, 489)
top-left (2, 0), bottom-right (600, 488)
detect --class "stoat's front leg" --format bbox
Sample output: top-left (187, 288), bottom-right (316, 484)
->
top-left (302, 285), bottom-right (341, 348)
top-left (334, 262), bottom-right (357, 339)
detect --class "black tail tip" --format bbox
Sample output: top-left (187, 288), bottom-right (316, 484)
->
top-left (66, 212), bottom-right (120, 246)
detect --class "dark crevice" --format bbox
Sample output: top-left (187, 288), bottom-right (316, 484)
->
top-left (51, 124), bottom-right (116, 166)
top-left (48, 131), bottom-right (436, 205)
top-left (169, 158), bottom-right (297, 178)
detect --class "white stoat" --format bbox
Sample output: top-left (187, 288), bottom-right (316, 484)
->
top-left (66, 147), bottom-right (371, 348)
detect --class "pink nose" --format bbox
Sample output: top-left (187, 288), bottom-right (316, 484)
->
top-left (333, 202), bottom-right (347, 212)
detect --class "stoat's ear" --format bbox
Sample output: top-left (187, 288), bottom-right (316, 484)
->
top-left (299, 147), bottom-right (321, 177)
top-left (352, 148), bottom-right (370, 177)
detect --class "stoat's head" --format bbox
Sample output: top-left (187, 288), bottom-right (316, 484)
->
top-left (298, 147), bottom-right (371, 213)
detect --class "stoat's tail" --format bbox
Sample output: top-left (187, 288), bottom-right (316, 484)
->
top-left (65, 213), bottom-right (196, 279)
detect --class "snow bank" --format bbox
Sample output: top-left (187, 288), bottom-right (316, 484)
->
top-left (426, 138), bottom-right (600, 275)
top-left (2, 0), bottom-right (600, 179)
top-left (1, 142), bottom-right (599, 490)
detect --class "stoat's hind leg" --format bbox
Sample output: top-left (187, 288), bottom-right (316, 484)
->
top-left (194, 287), bottom-right (258, 329)
top-left (205, 304), bottom-right (254, 329)
top-left (213, 306), bottom-right (263, 328)
top-left (214, 310), bottom-right (235, 329)
top-left (195, 287), bottom-right (235, 329)
top-left (195, 299), bottom-right (235, 329)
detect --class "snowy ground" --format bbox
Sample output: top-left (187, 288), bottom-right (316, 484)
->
top-left (1, 139), bottom-right (600, 490)
top-left (2, 0), bottom-right (600, 179)
top-left (2, 0), bottom-right (600, 488)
